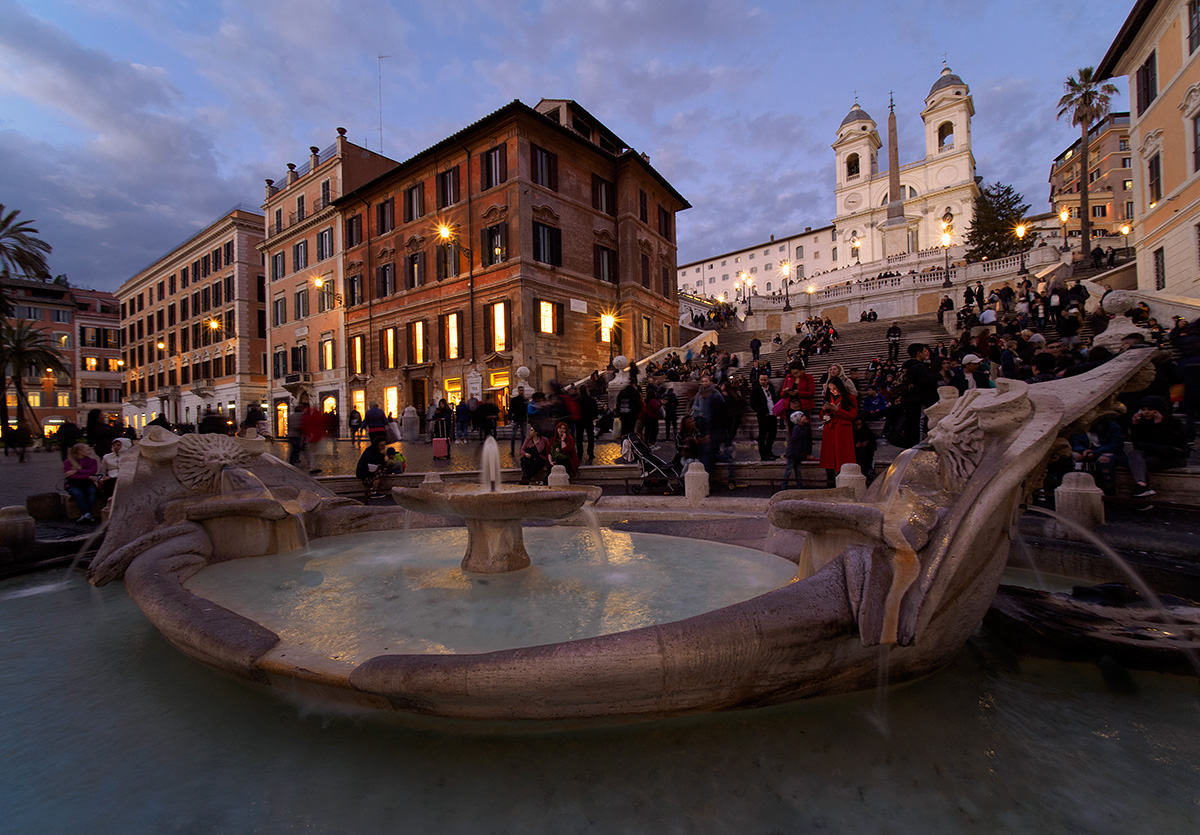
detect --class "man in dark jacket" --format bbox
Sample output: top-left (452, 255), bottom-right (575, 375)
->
top-left (898, 343), bottom-right (939, 448)
top-left (749, 372), bottom-right (779, 461)
top-left (508, 385), bottom-right (528, 453)
top-left (1118, 396), bottom-right (1188, 498)
top-left (886, 322), bottom-right (902, 361)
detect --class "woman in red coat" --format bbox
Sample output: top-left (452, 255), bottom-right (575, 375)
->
top-left (818, 376), bottom-right (858, 487)
top-left (781, 362), bottom-right (816, 416)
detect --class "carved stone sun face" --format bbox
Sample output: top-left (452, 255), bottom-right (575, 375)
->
top-left (174, 434), bottom-right (253, 493)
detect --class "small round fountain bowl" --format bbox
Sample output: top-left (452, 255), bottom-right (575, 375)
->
top-left (391, 483), bottom-right (601, 573)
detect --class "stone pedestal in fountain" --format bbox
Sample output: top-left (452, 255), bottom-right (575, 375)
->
top-left (1050, 472), bottom-right (1106, 539)
top-left (685, 461), bottom-right (709, 505)
top-left (835, 464), bottom-right (868, 500)
top-left (391, 483), bottom-right (600, 573)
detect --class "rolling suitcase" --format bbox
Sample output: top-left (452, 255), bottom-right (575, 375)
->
top-left (432, 436), bottom-right (450, 459)
top-left (432, 418), bottom-right (451, 459)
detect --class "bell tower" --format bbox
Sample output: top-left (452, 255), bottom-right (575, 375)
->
top-left (832, 100), bottom-right (880, 223)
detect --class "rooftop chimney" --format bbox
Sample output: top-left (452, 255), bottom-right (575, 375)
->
top-left (309, 146), bottom-right (320, 170)
top-left (286, 163), bottom-right (298, 185)
top-left (265, 179), bottom-right (276, 200)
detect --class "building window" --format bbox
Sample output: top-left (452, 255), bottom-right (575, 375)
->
top-left (271, 252), bottom-right (285, 281)
top-left (212, 281), bottom-right (222, 307)
top-left (84, 356), bottom-right (98, 371)
top-left (795, 246), bottom-right (803, 259)
top-left (1092, 205), bottom-right (1107, 218)
top-left (380, 327), bottom-right (397, 369)
top-left (408, 320), bottom-right (426, 364)
top-left (404, 252), bottom-right (424, 290)
top-left (435, 243), bottom-right (461, 280)
top-left (484, 301), bottom-right (510, 352)
top-left (1191, 0), bottom-right (1200, 53)
top-left (273, 209), bottom-right (283, 235)
top-left (1136, 51), bottom-right (1157, 115)
top-left (662, 323), bottom-right (671, 346)
top-left (224, 274), bottom-right (234, 303)
top-left (1154, 247), bottom-right (1166, 290)
top-left (212, 247), bottom-right (222, 271)
top-left (443, 377), bottom-right (462, 406)
top-left (316, 227), bottom-right (333, 261)
top-left (832, 247), bottom-right (838, 262)
top-left (345, 214), bottom-right (363, 247)
top-left (594, 245), bottom-right (617, 282)
top-left (537, 299), bottom-right (564, 335)
top-left (376, 262), bottom-right (395, 297)
top-left (532, 222), bottom-right (562, 265)
top-left (294, 288), bottom-right (309, 320)
top-left (592, 174), bottom-right (615, 215)
top-left (481, 223), bottom-right (507, 266)
top-left (319, 338), bottom-right (335, 371)
top-left (350, 335), bottom-right (364, 374)
top-left (292, 241), bottom-right (308, 271)
top-left (640, 253), bottom-right (650, 288)
top-left (295, 194), bottom-right (305, 222)
top-left (641, 315), bottom-right (651, 345)
top-left (320, 178), bottom-right (331, 208)
top-left (1124, 179), bottom-right (1133, 191)
top-left (1120, 139), bottom-right (1130, 151)
top-left (377, 198), bottom-right (395, 233)
top-left (531, 145), bottom-right (558, 190)
top-left (403, 184), bottom-right (424, 223)
top-left (1125, 201), bottom-right (1134, 219)
top-left (661, 266), bottom-right (671, 298)
top-left (272, 348), bottom-right (287, 379)
top-left (845, 153), bottom-right (860, 178)
top-left (1148, 153), bottom-right (1162, 205)
top-left (482, 145), bottom-right (507, 190)
top-left (272, 297), bottom-right (286, 326)
top-left (441, 312), bottom-right (462, 360)
top-left (639, 190), bottom-right (648, 223)
top-left (436, 166), bottom-right (460, 209)
top-left (290, 345), bottom-right (309, 374)
top-left (346, 274), bottom-right (363, 306)
top-left (201, 254), bottom-right (210, 277)
top-left (657, 206), bottom-right (672, 241)
top-left (1089, 169), bottom-right (1100, 183)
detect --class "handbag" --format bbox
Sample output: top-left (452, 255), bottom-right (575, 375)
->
top-left (771, 397), bottom-right (788, 417)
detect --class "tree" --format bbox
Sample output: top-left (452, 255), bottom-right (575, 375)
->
top-left (0, 321), bottom-right (68, 441)
top-left (964, 182), bottom-right (1033, 262)
top-left (0, 204), bottom-right (53, 281)
top-left (1057, 68), bottom-right (1119, 255)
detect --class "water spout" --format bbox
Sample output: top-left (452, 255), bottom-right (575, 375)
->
top-left (479, 437), bottom-right (502, 493)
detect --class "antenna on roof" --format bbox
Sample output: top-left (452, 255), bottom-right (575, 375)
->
top-left (378, 55), bottom-right (391, 154)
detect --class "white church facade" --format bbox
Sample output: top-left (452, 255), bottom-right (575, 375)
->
top-left (678, 66), bottom-right (980, 300)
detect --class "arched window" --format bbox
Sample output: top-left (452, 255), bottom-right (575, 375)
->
top-left (938, 121), bottom-right (955, 148)
top-left (846, 153), bottom-right (860, 178)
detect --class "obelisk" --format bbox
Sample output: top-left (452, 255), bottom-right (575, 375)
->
top-left (880, 94), bottom-right (909, 257)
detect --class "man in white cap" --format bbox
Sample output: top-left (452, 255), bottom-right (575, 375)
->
top-left (951, 354), bottom-right (993, 393)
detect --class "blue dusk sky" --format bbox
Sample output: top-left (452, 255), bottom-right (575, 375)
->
top-left (0, 0), bottom-right (1131, 292)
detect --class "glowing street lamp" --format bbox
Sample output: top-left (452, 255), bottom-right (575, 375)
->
top-left (941, 229), bottom-right (953, 287)
top-left (739, 271), bottom-right (754, 315)
top-left (1016, 223), bottom-right (1028, 275)
top-left (1059, 207), bottom-right (1071, 252)
top-left (780, 262), bottom-right (793, 311)
top-left (1120, 223), bottom-right (1131, 258)
top-left (313, 276), bottom-right (342, 306)
top-left (806, 284), bottom-right (815, 315)
top-left (600, 313), bottom-right (616, 364)
top-left (850, 234), bottom-right (861, 265)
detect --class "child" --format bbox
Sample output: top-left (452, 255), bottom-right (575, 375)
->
top-left (780, 411), bottom-right (812, 490)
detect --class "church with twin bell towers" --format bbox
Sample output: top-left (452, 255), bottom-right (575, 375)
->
top-left (831, 65), bottom-right (980, 266)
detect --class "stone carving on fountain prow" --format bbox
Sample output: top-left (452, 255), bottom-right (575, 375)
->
top-left (87, 428), bottom-right (359, 586)
top-left (768, 346), bottom-right (1159, 653)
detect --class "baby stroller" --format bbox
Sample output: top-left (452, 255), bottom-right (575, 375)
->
top-left (621, 435), bottom-right (683, 495)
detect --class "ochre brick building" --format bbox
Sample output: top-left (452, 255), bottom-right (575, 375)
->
top-left (336, 98), bottom-right (689, 422)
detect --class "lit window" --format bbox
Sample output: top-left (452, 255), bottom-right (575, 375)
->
top-left (445, 312), bottom-right (460, 360)
top-left (412, 321), bottom-right (425, 364)
top-left (539, 301), bottom-right (554, 333)
top-left (444, 377), bottom-right (462, 406)
top-left (84, 357), bottom-right (98, 371)
top-left (384, 386), bottom-right (399, 420)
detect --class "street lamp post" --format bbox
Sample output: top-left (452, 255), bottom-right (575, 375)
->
top-left (1016, 223), bottom-right (1028, 275)
top-left (1060, 208), bottom-right (1071, 253)
top-left (780, 262), bottom-right (793, 311)
top-left (437, 223), bottom-right (476, 363)
top-left (1120, 224), bottom-right (1131, 259)
top-left (940, 211), bottom-right (954, 288)
top-left (941, 230), bottom-right (953, 287)
top-left (806, 284), bottom-right (815, 317)
top-left (851, 234), bottom-right (861, 265)
top-left (600, 313), bottom-right (616, 366)
top-left (738, 271), bottom-right (753, 316)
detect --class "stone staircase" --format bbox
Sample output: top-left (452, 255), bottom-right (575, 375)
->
top-left (723, 313), bottom-right (956, 440)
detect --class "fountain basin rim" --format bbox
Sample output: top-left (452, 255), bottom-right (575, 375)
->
top-left (391, 483), bottom-right (600, 521)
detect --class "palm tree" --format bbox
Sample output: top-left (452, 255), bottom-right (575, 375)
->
top-left (1057, 68), bottom-right (1120, 260)
top-left (0, 320), bottom-right (68, 441)
top-left (0, 204), bottom-right (53, 280)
